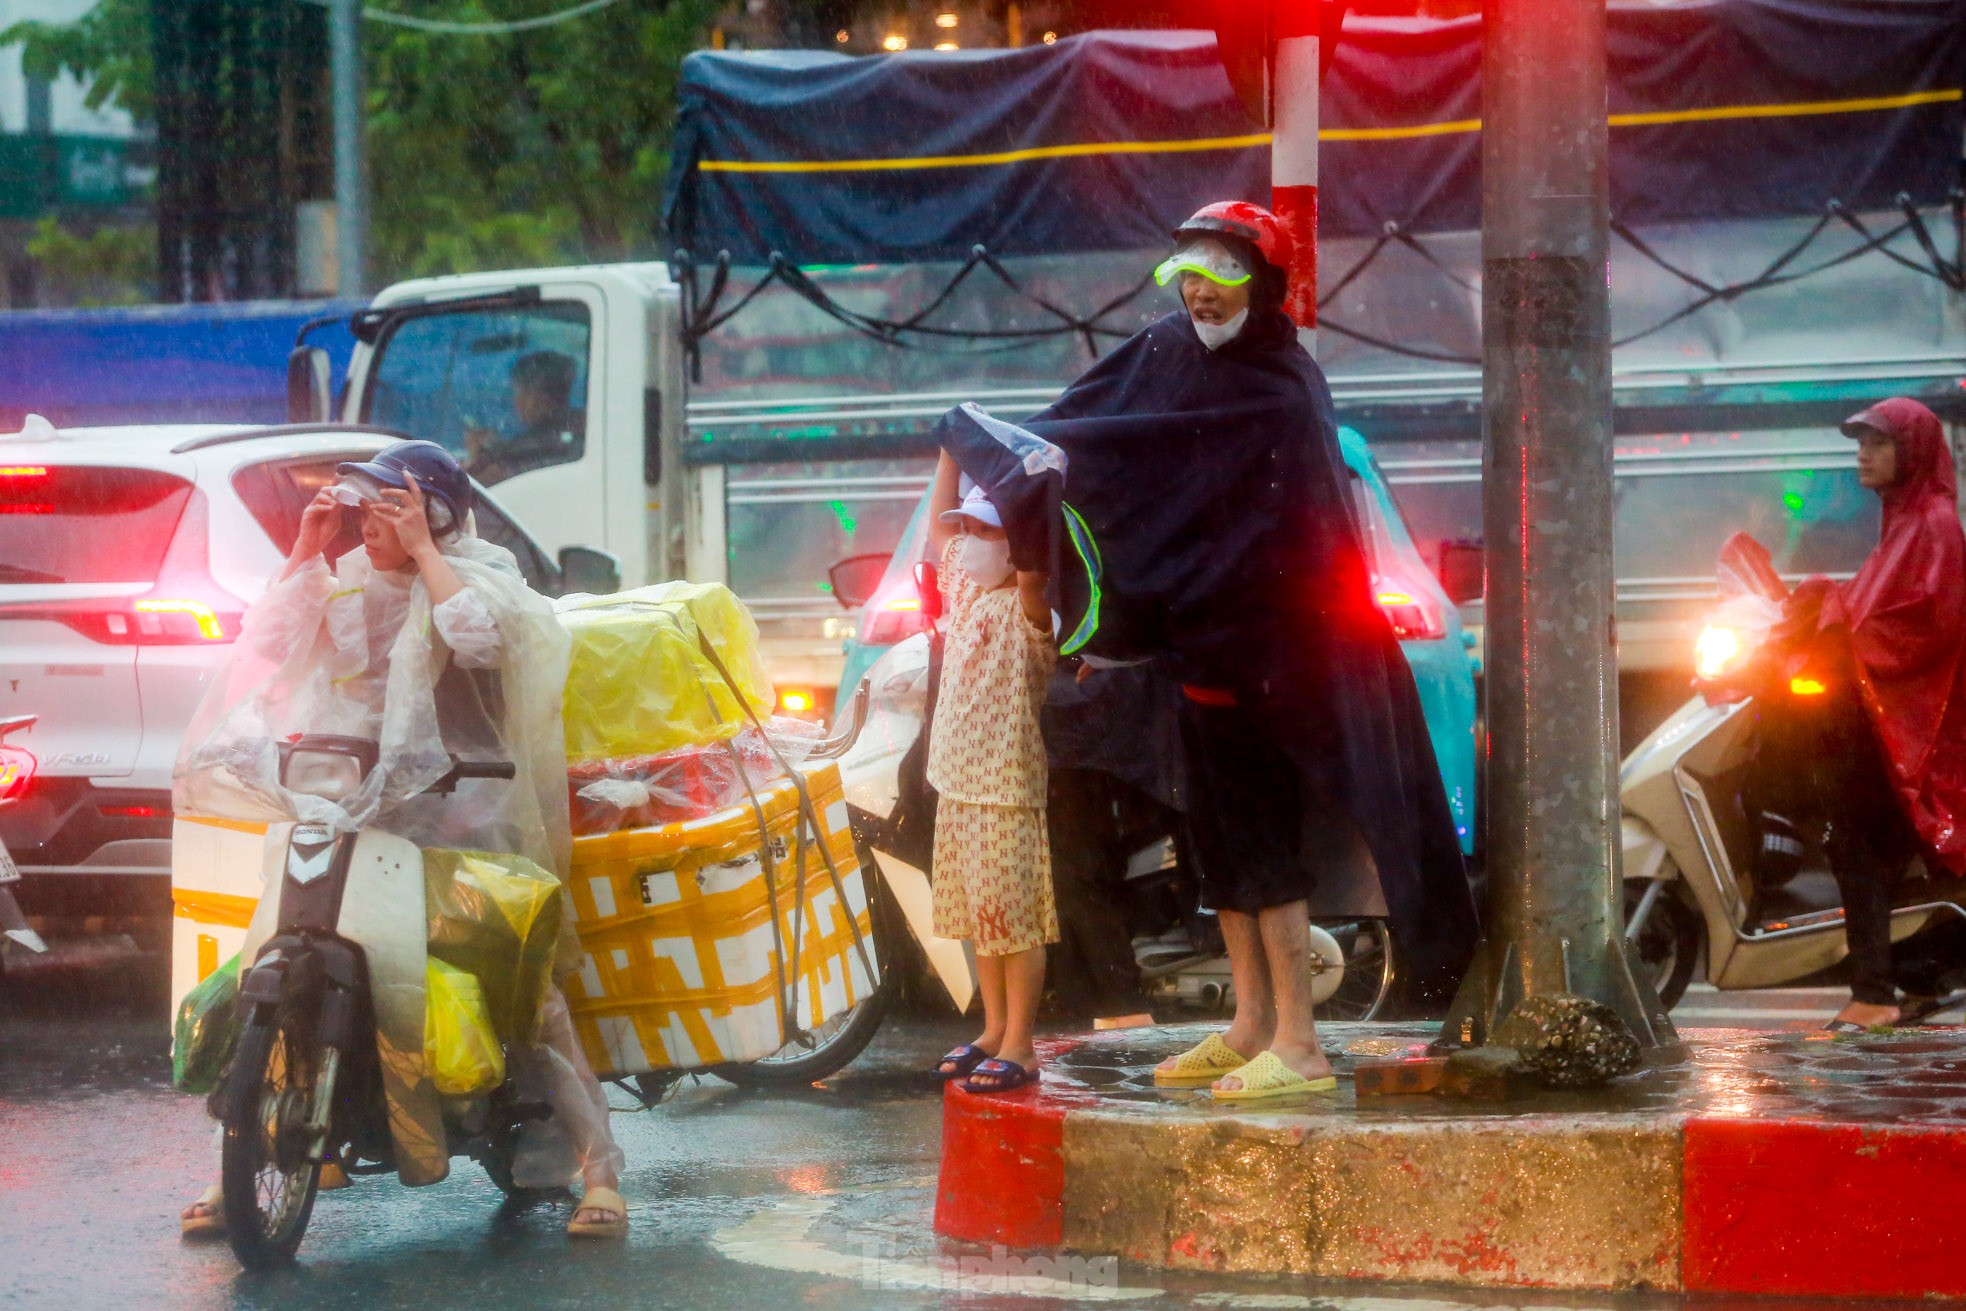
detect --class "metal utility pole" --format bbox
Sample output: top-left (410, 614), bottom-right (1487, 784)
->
top-left (1444, 0), bottom-right (1675, 1049)
top-left (329, 0), bottom-right (368, 296)
top-left (1270, 1), bottom-right (1320, 350)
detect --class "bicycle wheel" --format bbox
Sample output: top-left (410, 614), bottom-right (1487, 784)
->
top-left (221, 990), bottom-right (330, 1269)
top-left (1315, 918), bottom-right (1397, 1022)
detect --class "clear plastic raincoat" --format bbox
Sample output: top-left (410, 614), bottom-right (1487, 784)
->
top-left (174, 521), bottom-right (621, 1188)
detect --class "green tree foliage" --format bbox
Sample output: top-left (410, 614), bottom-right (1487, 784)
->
top-left (25, 215), bottom-right (156, 305)
top-left (364, 0), bottom-right (721, 276)
top-left (0, 0), bottom-right (153, 120)
top-left (3, 0), bottom-right (721, 282)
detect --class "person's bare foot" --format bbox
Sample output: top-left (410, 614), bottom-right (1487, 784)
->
top-left (572, 1197), bottom-right (622, 1227)
top-left (938, 1036), bottom-right (999, 1076)
top-left (1212, 1040), bottom-right (1331, 1094)
top-left (964, 1045), bottom-right (1038, 1091)
top-left (1831, 1000), bottom-right (1903, 1028)
top-left (180, 1184), bottom-right (225, 1239)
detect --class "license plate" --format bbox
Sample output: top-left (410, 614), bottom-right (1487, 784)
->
top-left (0, 842), bottom-right (19, 884)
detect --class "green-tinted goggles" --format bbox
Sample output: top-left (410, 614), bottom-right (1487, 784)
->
top-left (1153, 245), bottom-right (1253, 288)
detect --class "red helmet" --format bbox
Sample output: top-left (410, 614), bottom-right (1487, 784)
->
top-left (1172, 201), bottom-right (1293, 274)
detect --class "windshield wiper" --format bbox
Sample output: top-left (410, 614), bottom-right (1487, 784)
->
top-left (0, 565), bottom-right (63, 583)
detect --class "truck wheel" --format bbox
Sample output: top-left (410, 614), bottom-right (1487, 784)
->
top-left (1623, 876), bottom-right (1699, 1010)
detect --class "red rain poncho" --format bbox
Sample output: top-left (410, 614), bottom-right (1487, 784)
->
top-left (1775, 397), bottom-right (1966, 874)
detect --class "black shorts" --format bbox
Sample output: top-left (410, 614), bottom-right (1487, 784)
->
top-left (1177, 695), bottom-right (1342, 914)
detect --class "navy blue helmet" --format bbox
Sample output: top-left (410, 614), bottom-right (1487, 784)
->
top-left (336, 440), bottom-right (474, 537)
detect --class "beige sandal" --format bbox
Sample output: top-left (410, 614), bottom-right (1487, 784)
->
top-left (567, 1186), bottom-right (628, 1239)
top-left (1154, 1032), bottom-right (1253, 1087)
top-left (180, 1184), bottom-right (226, 1240)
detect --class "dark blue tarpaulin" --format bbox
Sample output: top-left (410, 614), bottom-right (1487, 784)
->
top-left (666, 0), bottom-right (1965, 265)
top-left (0, 300), bottom-right (360, 431)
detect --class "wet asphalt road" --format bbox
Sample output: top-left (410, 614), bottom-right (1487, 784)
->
top-left (0, 958), bottom-right (1902, 1311)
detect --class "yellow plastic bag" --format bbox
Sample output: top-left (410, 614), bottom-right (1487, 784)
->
top-left (425, 958), bottom-right (505, 1098)
top-left (558, 581), bottom-right (775, 762)
top-left (424, 848), bottom-right (564, 1048)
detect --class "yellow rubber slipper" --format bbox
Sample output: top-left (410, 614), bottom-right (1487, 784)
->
top-left (568, 1186), bottom-right (629, 1240)
top-left (1153, 1032), bottom-right (1253, 1087)
top-left (1209, 1050), bottom-right (1338, 1102)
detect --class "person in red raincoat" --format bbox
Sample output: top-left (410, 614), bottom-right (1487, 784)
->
top-left (1764, 397), bottom-right (1966, 1029)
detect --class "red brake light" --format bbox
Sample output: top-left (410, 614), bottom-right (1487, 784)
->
top-left (0, 743), bottom-right (36, 801)
top-left (0, 585), bottom-right (244, 645)
top-left (1375, 577), bottom-right (1445, 641)
top-left (861, 586), bottom-right (934, 647)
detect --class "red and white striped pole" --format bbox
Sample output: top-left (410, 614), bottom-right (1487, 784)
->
top-left (1270, 0), bottom-right (1320, 349)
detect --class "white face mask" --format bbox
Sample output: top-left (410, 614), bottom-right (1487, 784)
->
top-left (1192, 308), bottom-right (1249, 351)
top-left (959, 534), bottom-right (1013, 589)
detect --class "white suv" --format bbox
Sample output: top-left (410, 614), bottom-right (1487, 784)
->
top-left (0, 421), bottom-right (586, 887)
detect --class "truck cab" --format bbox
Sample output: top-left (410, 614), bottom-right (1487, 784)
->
top-left (334, 262), bottom-right (689, 601)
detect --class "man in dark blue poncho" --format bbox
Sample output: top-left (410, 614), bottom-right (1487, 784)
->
top-left (938, 202), bottom-right (1476, 1100)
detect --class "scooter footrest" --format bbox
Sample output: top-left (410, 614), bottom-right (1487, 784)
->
top-left (1752, 906), bottom-right (1846, 935)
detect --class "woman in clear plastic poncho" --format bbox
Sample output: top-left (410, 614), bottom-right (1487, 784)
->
top-left (175, 440), bottom-right (627, 1240)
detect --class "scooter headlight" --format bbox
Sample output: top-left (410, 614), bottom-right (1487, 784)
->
top-left (283, 749), bottom-right (364, 803)
top-left (1693, 625), bottom-right (1743, 681)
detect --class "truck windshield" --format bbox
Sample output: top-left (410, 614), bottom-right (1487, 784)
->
top-left (362, 302), bottom-right (591, 487)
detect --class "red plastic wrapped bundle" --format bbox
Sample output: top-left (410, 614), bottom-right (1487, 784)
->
top-left (566, 724), bottom-right (819, 835)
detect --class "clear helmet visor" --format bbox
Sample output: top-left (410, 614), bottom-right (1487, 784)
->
top-left (329, 470), bottom-right (459, 536)
top-left (1153, 237), bottom-right (1253, 289)
top-left (328, 472), bottom-right (387, 507)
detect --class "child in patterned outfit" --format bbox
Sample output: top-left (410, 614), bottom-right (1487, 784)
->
top-left (925, 451), bottom-right (1059, 1094)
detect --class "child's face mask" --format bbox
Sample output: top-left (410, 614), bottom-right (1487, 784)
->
top-left (959, 534), bottom-right (1014, 589)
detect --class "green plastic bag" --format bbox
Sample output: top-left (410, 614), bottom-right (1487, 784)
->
top-left (424, 958), bottom-right (505, 1097)
top-left (172, 952), bottom-right (242, 1095)
top-left (423, 848), bottom-right (563, 1048)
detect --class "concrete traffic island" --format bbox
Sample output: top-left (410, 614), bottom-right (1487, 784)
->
top-left (935, 1020), bottom-right (1966, 1299)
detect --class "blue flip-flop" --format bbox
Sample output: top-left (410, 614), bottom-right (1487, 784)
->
top-left (934, 1044), bottom-right (990, 1080)
top-left (960, 1057), bottom-right (1039, 1095)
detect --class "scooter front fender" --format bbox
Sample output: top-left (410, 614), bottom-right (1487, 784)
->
top-left (1621, 814), bottom-right (1674, 885)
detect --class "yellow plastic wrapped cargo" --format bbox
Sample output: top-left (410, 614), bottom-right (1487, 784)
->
top-left (561, 761), bottom-right (880, 1078)
top-left (423, 848), bottom-right (564, 1049)
top-left (424, 958), bottom-right (506, 1097)
top-left (558, 582), bottom-right (775, 762)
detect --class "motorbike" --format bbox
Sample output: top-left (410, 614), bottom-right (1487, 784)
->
top-left (218, 735), bottom-right (544, 1268)
top-left (1619, 533), bottom-right (1966, 1010)
top-left (0, 714), bottom-right (49, 962)
top-left (833, 562), bottom-right (1401, 1023)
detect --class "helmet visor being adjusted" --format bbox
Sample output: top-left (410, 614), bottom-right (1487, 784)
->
top-left (1153, 237), bottom-right (1253, 289)
top-left (328, 470), bottom-right (388, 507)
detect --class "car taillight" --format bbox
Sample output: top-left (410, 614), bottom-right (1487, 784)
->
top-left (1790, 677), bottom-right (1828, 697)
top-left (0, 585), bottom-right (244, 645)
top-left (0, 743), bottom-right (36, 801)
top-left (861, 590), bottom-right (932, 648)
top-left (1375, 578), bottom-right (1445, 641)
top-left (0, 464), bottom-right (52, 514)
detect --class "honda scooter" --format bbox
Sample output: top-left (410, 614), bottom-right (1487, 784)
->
top-left (1619, 534), bottom-right (1966, 1009)
top-left (218, 735), bottom-right (544, 1268)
